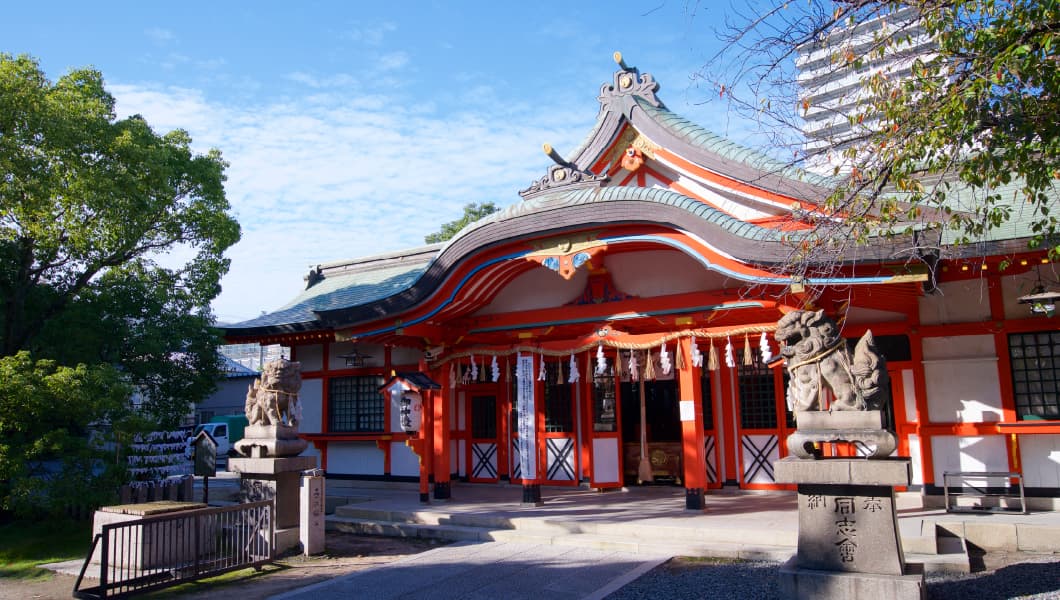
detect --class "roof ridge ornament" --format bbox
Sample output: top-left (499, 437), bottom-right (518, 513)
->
top-left (599, 51), bottom-right (661, 109)
top-left (518, 143), bottom-right (608, 200)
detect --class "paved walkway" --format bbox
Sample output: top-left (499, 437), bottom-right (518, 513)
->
top-left (268, 481), bottom-right (1060, 599)
top-left (269, 541), bottom-right (668, 600)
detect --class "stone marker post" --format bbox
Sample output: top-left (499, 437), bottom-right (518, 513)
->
top-left (300, 469), bottom-right (326, 555)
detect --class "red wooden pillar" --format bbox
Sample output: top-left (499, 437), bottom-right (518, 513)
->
top-left (678, 338), bottom-right (707, 509)
top-left (433, 368), bottom-right (452, 500)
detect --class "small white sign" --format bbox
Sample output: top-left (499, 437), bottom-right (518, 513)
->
top-left (679, 400), bottom-right (695, 422)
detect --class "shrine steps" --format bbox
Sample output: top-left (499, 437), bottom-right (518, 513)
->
top-left (326, 504), bottom-right (970, 573)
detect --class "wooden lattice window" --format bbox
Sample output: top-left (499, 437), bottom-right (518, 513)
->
top-left (328, 375), bottom-right (385, 432)
top-left (543, 362), bottom-right (573, 433)
top-left (699, 370), bottom-right (715, 431)
top-left (738, 358), bottom-right (778, 430)
top-left (1009, 331), bottom-right (1060, 420)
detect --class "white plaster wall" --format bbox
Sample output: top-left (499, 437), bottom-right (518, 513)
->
top-left (592, 438), bottom-right (620, 483)
top-left (1001, 265), bottom-right (1060, 320)
top-left (922, 335), bottom-right (996, 360)
top-left (328, 341), bottom-right (385, 371)
top-left (296, 344), bottom-right (324, 372)
top-left (326, 441), bottom-right (384, 475)
top-left (844, 306), bottom-right (907, 325)
top-left (391, 345), bottom-right (424, 368)
top-left (919, 279), bottom-right (992, 325)
top-left (902, 370), bottom-right (918, 423)
top-left (907, 434), bottom-right (924, 485)
top-left (299, 378), bottom-right (323, 434)
top-left (606, 250), bottom-right (730, 297)
top-left (1018, 434), bottom-right (1060, 488)
top-left (475, 267), bottom-right (588, 315)
top-left (931, 435), bottom-right (1009, 484)
top-left (923, 335), bottom-right (1002, 423)
top-left (390, 441), bottom-right (420, 477)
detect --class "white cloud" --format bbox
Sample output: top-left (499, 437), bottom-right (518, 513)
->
top-left (145, 27), bottom-right (176, 44)
top-left (377, 51), bottom-right (409, 71)
top-left (340, 22), bottom-right (397, 46)
top-left (110, 72), bottom-right (591, 324)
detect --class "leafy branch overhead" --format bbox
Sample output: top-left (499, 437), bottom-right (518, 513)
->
top-left (700, 0), bottom-right (1060, 280)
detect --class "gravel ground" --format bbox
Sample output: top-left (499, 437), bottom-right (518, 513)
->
top-left (606, 554), bottom-right (1060, 600)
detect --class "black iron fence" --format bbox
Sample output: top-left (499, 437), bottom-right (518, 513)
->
top-left (73, 500), bottom-right (273, 599)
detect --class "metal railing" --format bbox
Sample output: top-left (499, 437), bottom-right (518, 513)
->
top-left (73, 500), bottom-right (273, 599)
top-left (943, 470), bottom-right (1028, 514)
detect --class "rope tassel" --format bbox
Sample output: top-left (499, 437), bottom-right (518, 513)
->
top-left (644, 349), bottom-right (656, 380)
top-left (708, 342), bottom-right (719, 371)
top-left (743, 334), bottom-right (753, 366)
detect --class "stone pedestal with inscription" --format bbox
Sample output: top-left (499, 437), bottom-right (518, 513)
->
top-left (229, 455), bottom-right (318, 554)
top-left (775, 457), bottom-right (925, 599)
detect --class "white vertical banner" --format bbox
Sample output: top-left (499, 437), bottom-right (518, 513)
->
top-left (517, 353), bottom-right (536, 482)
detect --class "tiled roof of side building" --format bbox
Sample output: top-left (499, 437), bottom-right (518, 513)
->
top-left (224, 246), bottom-right (439, 334)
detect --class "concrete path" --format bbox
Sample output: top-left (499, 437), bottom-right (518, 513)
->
top-left (268, 541), bottom-right (669, 600)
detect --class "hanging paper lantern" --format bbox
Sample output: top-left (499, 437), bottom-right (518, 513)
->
top-left (491, 355), bottom-right (500, 382)
top-left (743, 334), bottom-right (753, 366)
top-left (660, 343), bottom-right (672, 375)
top-left (538, 352), bottom-right (547, 381)
top-left (628, 350), bottom-right (639, 381)
top-left (569, 352), bottom-right (580, 383)
top-left (596, 344), bottom-right (607, 375)
top-left (708, 342), bottom-right (719, 371)
top-left (725, 337), bottom-right (736, 368)
top-left (760, 331), bottom-right (773, 364)
top-left (644, 349), bottom-right (656, 380)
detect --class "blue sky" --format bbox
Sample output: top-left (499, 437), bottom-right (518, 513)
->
top-left (3, 1), bottom-right (754, 324)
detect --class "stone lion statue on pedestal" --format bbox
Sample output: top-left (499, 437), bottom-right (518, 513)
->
top-left (245, 358), bottom-right (302, 428)
top-left (775, 309), bottom-right (888, 413)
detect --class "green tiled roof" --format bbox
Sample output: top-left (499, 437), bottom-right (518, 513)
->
top-left (633, 97), bottom-right (837, 189)
top-left (225, 255), bottom-right (435, 332)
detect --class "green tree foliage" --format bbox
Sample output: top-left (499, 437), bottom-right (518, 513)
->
top-left (0, 352), bottom-right (130, 516)
top-left (424, 202), bottom-right (499, 243)
top-left (0, 54), bottom-right (240, 513)
top-left (0, 53), bottom-right (240, 423)
top-left (701, 0), bottom-right (1060, 277)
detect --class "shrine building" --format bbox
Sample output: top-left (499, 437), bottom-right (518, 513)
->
top-left (224, 55), bottom-right (1060, 508)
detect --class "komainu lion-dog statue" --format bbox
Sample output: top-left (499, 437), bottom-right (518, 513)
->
top-left (775, 309), bottom-right (895, 458)
top-left (245, 358), bottom-right (302, 428)
top-left (775, 309), bottom-right (888, 413)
